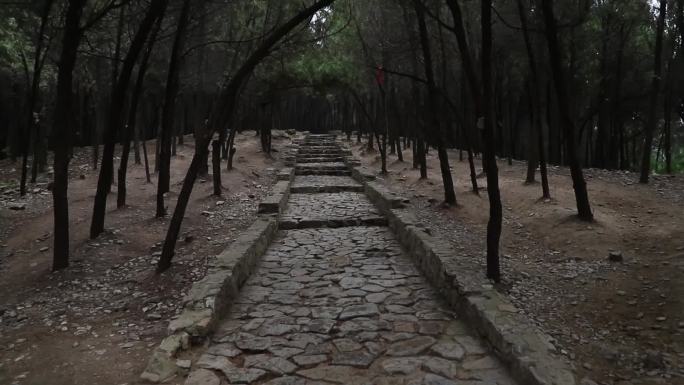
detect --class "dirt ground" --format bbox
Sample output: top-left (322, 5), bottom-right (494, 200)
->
top-left (349, 139), bottom-right (684, 385)
top-left (0, 131), bottom-right (292, 385)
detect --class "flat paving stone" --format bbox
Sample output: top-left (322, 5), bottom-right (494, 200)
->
top-left (280, 193), bottom-right (384, 228)
top-left (183, 136), bottom-right (516, 385)
top-left (291, 176), bottom-right (364, 193)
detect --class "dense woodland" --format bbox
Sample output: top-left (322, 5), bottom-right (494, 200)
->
top-left (0, 0), bottom-right (682, 281)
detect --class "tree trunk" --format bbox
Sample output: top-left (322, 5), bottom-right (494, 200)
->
top-left (226, 127), bottom-right (238, 170)
top-left (142, 138), bottom-right (151, 183)
top-left (482, 0), bottom-right (502, 282)
top-left (157, 0), bottom-right (336, 272)
top-left (22, 0), bottom-right (54, 193)
top-left (91, 0), bottom-right (168, 238)
top-left (157, 0), bottom-right (190, 217)
top-left (414, 1), bottom-right (456, 205)
top-left (212, 139), bottom-right (222, 196)
top-left (52, 0), bottom-right (86, 270)
top-left (640, 0), bottom-right (667, 183)
top-left (542, 0), bottom-right (593, 220)
top-left (117, 18), bottom-right (160, 208)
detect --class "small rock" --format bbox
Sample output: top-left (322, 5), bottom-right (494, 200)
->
top-left (608, 251), bottom-right (623, 262)
top-left (9, 203), bottom-right (26, 211)
top-left (176, 359), bottom-right (191, 369)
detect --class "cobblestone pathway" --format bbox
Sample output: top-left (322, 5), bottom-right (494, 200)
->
top-left (184, 135), bottom-right (518, 385)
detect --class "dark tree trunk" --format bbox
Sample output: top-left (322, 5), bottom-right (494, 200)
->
top-left (396, 136), bottom-right (403, 162)
top-left (117, 18), bottom-right (160, 208)
top-left (142, 138), bottom-right (151, 183)
top-left (52, 0), bottom-right (86, 270)
top-left (91, 0), bottom-right (168, 238)
top-left (226, 127), bottom-right (237, 170)
top-left (157, 0), bottom-right (336, 273)
top-left (517, 0), bottom-right (543, 183)
top-left (212, 140), bottom-right (222, 196)
top-left (157, 0), bottom-right (190, 217)
top-left (542, 0), bottom-right (593, 220)
top-left (482, 0), bottom-right (502, 282)
top-left (402, 2), bottom-right (426, 178)
top-left (640, 0), bottom-right (667, 183)
top-left (414, 1), bottom-right (456, 205)
top-left (22, 0), bottom-right (54, 194)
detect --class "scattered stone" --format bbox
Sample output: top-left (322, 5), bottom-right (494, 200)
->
top-left (9, 203), bottom-right (26, 211)
top-left (608, 251), bottom-right (624, 262)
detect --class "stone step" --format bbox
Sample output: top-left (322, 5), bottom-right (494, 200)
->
top-left (290, 184), bottom-right (365, 193)
top-left (295, 170), bottom-right (352, 176)
top-left (298, 146), bottom-right (341, 149)
top-left (295, 166), bottom-right (348, 172)
top-left (278, 216), bottom-right (387, 230)
top-left (296, 162), bottom-right (347, 169)
top-left (297, 151), bottom-right (345, 156)
top-left (296, 158), bottom-right (346, 163)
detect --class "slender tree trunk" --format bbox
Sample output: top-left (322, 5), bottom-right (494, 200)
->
top-left (142, 138), bottom-right (151, 183)
top-left (52, 0), bottom-right (86, 270)
top-left (157, 0), bottom-right (336, 272)
top-left (640, 0), bottom-right (667, 183)
top-left (157, 0), bottom-right (190, 217)
top-left (133, 119), bottom-right (141, 165)
top-left (91, 0), bottom-right (168, 238)
top-left (542, 0), bottom-right (592, 220)
top-left (22, 0), bottom-right (54, 193)
top-left (414, 0), bottom-right (456, 205)
top-left (482, 0), bottom-right (502, 282)
top-left (663, 87), bottom-right (672, 174)
top-left (117, 18), bottom-right (160, 208)
top-left (226, 127), bottom-right (238, 170)
top-left (212, 140), bottom-right (222, 195)
top-left (396, 136), bottom-right (403, 162)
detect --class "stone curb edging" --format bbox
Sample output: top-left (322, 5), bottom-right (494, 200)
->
top-left (257, 180), bottom-right (292, 214)
top-left (347, 162), bottom-right (577, 385)
top-left (140, 166), bottom-right (296, 383)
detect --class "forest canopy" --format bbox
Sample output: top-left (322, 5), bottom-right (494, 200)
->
top-left (0, 0), bottom-right (682, 278)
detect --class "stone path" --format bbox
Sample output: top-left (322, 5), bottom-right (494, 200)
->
top-left (184, 135), bottom-right (518, 385)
